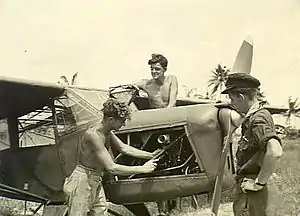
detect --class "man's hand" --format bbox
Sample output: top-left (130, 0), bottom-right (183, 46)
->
top-left (126, 84), bottom-right (140, 91)
top-left (241, 177), bottom-right (264, 193)
top-left (141, 158), bottom-right (159, 173)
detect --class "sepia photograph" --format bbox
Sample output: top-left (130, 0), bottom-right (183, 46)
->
top-left (0, 1), bottom-right (299, 215)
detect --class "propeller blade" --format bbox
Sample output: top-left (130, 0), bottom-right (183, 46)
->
top-left (232, 36), bottom-right (253, 74)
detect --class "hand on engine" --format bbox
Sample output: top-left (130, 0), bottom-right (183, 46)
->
top-left (152, 148), bottom-right (163, 158)
top-left (142, 158), bottom-right (159, 173)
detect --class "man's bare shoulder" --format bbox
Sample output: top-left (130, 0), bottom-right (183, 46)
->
top-left (133, 79), bottom-right (149, 89)
top-left (166, 75), bottom-right (178, 82)
top-left (141, 78), bottom-right (156, 87)
top-left (144, 78), bottom-right (153, 85)
top-left (83, 126), bottom-right (105, 143)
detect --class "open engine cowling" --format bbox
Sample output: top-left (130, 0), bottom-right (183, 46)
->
top-left (103, 104), bottom-right (237, 204)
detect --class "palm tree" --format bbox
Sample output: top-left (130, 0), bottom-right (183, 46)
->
top-left (182, 85), bottom-right (205, 99)
top-left (207, 64), bottom-right (230, 101)
top-left (71, 72), bottom-right (78, 85)
top-left (285, 96), bottom-right (300, 127)
top-left (58, 72), bottom-right (78, 85)
top-left (257, 89), bottom-right (269, 105)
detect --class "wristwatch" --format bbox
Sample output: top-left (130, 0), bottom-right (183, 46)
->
top-left (255, 178), bottom-right (267, 187)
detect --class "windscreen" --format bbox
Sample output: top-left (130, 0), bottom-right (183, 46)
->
top-left (16, 87), bottom-right (109, 147)
top-left (56, 88), bottom-right (109, 136)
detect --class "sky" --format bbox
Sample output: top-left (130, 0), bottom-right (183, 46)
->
top-left (0, 0), bottom-right (300, 106)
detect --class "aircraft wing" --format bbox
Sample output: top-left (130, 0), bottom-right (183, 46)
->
top-left (134, 95), bottom-right (217, 110)
top-left (0, 76), bottom-right (65, 120)
top-left (263, 105), bottom-right (289, 115)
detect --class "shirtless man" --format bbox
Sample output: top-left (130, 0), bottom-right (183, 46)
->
top-left (63, 98), bottom-right (160, 216)
top-left (134, 54), bottom-right (178, 216)
top-left (135, 53), bottom-right (178, 109)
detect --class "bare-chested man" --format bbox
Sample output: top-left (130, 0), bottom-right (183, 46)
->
top-left (134, 54), bottom-right (178, 216)
top-left (135, 53), bottom-right (178, 109)
top-left (63, 98), bottom-right (160, 216)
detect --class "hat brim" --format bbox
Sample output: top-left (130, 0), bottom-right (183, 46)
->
top-left (221, 86), bottom-right (235, 94)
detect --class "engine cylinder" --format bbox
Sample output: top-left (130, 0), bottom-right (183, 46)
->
top-left (157, 134), bottom-right (170, 144)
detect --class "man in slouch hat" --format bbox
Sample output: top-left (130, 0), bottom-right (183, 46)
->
top-left (222, 73), bottom-right (283, 216)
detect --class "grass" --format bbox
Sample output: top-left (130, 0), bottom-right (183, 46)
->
top-left (1, 137), bottom-right (300, 216)
top-left (0, 198), bottom-right (43, 216)
top-left (267, 138), bottom-right (300, 216)
top-left (0, 197), bottom-right (20, 216)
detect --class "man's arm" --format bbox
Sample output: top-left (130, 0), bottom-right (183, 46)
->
top-left (241, 114), bottom-right (283, 192)
top-left (167, 76), bottom-right (178, 108)
top-left (110, 131), bottom-right (157, 159)
top-left (251, 113), bottom-right (283, 184)
top-left (133, 79), bottom-right (147, 91)
top-left (85, 130), bottom-right (156, 176)
top-left (241, 138), bottom-right (282, 192)
top-left (256, 138), bottom-right (283, 184)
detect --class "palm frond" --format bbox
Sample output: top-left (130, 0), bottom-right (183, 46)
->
top-left (207, 64), bottom-right (230, 99)
top-left (71, 72), bottom-right (78, 85)
top-left (59, 76), bottom-right (69, 85)
top-left (207, 78), bottom-right (218, 85)
top-left (211, 83), bottom-right (220, 95)
top-left (211, 70), bottom-right (219, 77)
top-left (294, 97), bottom-right (298, 104)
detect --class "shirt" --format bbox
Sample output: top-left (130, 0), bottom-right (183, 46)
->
top-left (236, 102), bottom-right (281, 175)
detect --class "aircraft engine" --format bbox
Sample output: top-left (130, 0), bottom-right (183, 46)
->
top-left (114, 127), bottom-right (202, 180)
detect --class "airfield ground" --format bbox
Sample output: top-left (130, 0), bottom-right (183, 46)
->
top-left (1, 137), bottom-right (299, 216)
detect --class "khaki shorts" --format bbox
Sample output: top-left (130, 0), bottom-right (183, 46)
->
top-left (63, 165), bottom-right (107, 216)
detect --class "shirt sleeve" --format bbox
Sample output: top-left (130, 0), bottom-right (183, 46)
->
top-left (251, 111), bottom-right (281, 149)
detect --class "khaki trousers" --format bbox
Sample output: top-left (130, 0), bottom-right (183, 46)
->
top-left (63, 165), bottom-right (107, 216)
top-left (233, 176), bottom-right (278, 216)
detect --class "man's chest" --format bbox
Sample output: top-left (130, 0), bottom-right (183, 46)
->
top-left (145, 80), bottom-right (171, 99)
top-left (236, 118), bottom-right (259, 163)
